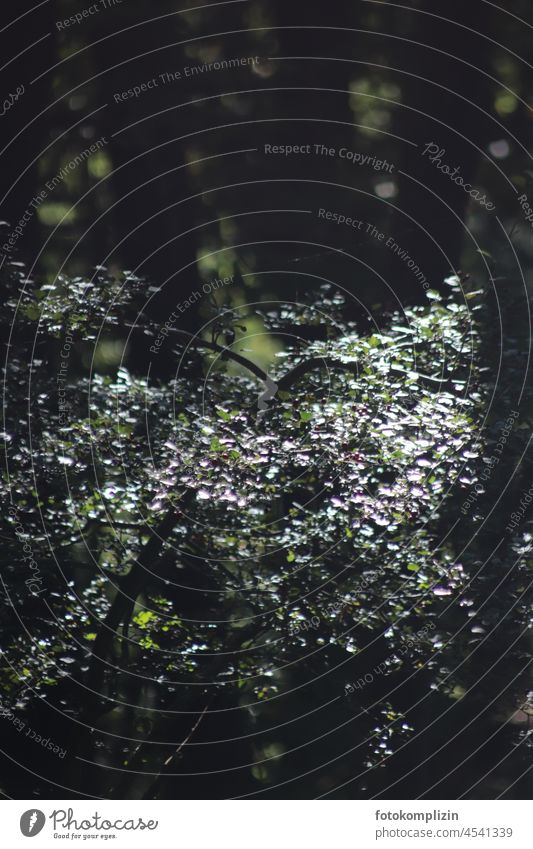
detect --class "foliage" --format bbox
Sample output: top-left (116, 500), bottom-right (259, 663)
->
top-left (0, 263), bottom-right (530, 797)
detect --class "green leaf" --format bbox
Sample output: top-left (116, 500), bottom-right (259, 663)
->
top-left (210, 436), bottom-right (224, 452)
top-left (133, 611), bottom-right (156, 628)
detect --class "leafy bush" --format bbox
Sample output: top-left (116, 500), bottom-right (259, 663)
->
top-left (1, 264), bottom-right (528, 797)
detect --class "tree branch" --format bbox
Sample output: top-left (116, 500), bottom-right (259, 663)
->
top-left (128, 323), bottom-right (267, 383)
top-left (277, 357), bottom-right (358, 391)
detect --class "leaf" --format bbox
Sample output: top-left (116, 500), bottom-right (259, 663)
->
top-left (133, 611), bottom-right (156, 628)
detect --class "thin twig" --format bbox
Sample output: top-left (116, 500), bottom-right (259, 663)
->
top-left (164, 701), bottom-right (211, 768)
